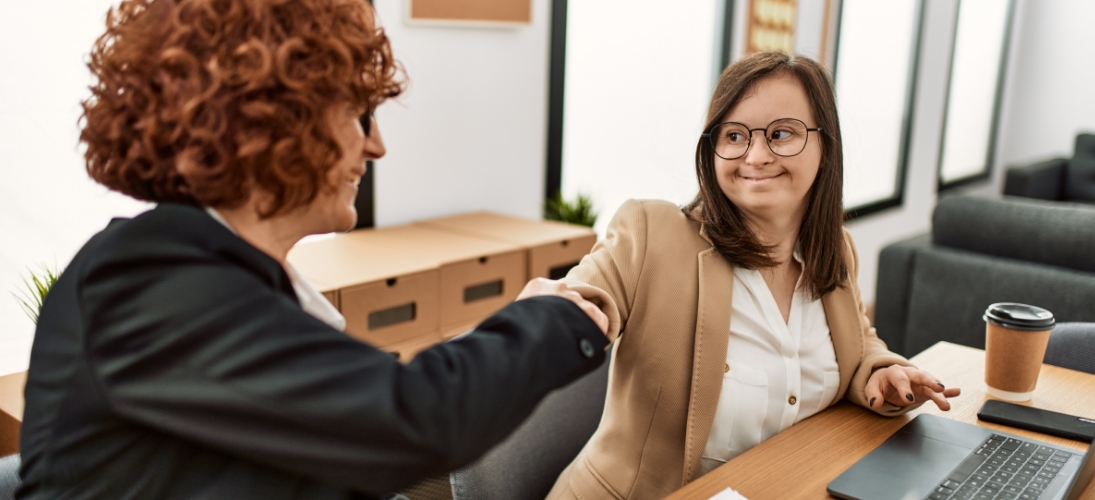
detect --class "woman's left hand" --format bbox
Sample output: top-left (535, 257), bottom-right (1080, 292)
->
top-left (864, 364), bottom-right (962, 411)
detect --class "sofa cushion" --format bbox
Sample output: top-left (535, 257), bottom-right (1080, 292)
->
top-left (1075, 133), bottom-right (1095, 158)
top-left (1065, 155), bottom-right (1095, 202)
top-left (903, 247), bottom-right (1095, 356)
top-left (932, 196), bottom-right (1095, 273)
top-left (874, 233), bottom-right (932, 357)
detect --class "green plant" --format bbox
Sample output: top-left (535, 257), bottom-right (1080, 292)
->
top-left (14, 264), bottom-right (62, 325)
top-left (544, 191), bottom-right (598, 228)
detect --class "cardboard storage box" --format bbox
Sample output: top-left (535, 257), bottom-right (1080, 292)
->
top-left (288, 224), bottom-right (526, 340)
top-left (0, 371), bottom-right (26, 456)
top-left (416, 212), bottom-right (597, 281)
top-left (288, 234), bottom-right (442, 347)
top-left (340, 225), bottom-right (526, 330)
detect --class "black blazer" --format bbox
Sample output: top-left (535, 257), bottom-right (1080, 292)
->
top-left (16, 204), bottom-right (607, 500)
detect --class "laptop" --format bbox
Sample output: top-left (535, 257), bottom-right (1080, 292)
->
top-left (827, 414), bottom-right (1094, 500)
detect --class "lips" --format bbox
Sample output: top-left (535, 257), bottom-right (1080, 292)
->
top-left (737, 172), bottom-right (785, 183)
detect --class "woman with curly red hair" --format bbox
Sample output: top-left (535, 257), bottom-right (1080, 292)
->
top-left (16, 1), bottom-right (609, 498)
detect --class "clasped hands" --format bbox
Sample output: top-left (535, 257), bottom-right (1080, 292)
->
top-left (865, 364), bottom-right (962, 411)
top-left (517, 278), bottom-right (610, 336)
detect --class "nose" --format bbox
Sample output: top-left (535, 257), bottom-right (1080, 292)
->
top-left (743, 129), bottom-right (774, 165)
top-left (363, 116), bottom-right (386, 160)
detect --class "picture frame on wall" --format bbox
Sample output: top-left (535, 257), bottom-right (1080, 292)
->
top-left (726, 0), bottom-right (841, 74)
top-left (744, 0), bottom-right (798, 55)
top-left (407, 0), bottom-right (533, 28)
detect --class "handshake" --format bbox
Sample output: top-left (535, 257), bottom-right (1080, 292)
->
top-left (516, 278), bottom-right (611, 339)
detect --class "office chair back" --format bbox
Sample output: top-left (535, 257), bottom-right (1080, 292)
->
top-left (450, 351), bottom-right (611, 500)
top-left (0, 454), bottom-right (19, 500)
top-left (1043, 322), bottom-right (1095, 375)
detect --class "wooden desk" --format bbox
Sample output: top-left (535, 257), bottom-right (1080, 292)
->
top-left (666, 342), bottom-right (1095, 500)
top-left (0, 370), bottom-right (27, 455)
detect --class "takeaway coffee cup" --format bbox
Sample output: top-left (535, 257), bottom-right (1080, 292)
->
top-left (983, 303), bottom-right (1056, 402)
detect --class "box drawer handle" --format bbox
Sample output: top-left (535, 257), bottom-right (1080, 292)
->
top-left (549, 262), bottom-right (580, 280)
top-left (464, 280), bottom-right (503, 303)
top-left (368, 302), bottom-right (417, 330)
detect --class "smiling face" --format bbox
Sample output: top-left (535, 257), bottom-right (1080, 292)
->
top-left (714, 73), bottom-right (822, 224)
top-left (303, 103), bottom-right (386, 234)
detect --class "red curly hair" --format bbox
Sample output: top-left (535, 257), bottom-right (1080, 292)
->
top-left (81, 0), bottom-right (403, 217)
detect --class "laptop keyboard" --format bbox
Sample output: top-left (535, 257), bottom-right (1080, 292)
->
top-left (927, 434), bottom-right (1073, 500)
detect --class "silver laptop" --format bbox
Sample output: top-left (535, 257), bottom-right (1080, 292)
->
top-left (828, 414), bottom-right (1094, 500)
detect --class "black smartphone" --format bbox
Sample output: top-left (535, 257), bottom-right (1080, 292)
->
top-left (977, 400), bottom-right (1095, 443)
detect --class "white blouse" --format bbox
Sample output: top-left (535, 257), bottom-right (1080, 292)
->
top-left (698, 251), bottom-right (840, 477)
top-left (204, 207), bottom-right (347, 331)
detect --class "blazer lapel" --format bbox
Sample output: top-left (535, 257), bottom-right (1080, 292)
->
top-left (681, 225), bottom-right (735, 484)
top-left (822, 283), bottom-right (863, 401)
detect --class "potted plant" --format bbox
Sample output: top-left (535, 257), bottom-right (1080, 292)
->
top-left (13, 265), bottom-right (62, 325)
top-left (544, 191), bottom-right (598, 228)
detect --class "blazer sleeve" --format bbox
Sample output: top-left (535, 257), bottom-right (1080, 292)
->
top-left (841, 229), bottom-right (923, 417)
top-left (78, 248), bottom-right (607, 494)
top-left (560, 199), bottom-right (651, 342)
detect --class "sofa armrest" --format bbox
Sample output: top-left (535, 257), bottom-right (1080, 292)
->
top-left (1003, 158), bottom-right (1067, 200)
top-left (874, 233), bottom-right (932, 357)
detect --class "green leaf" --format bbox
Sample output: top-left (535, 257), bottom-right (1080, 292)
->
top-left (12, 264), bottom-right (63, 325)
top-left (544, 191), bottom-right (598, 228)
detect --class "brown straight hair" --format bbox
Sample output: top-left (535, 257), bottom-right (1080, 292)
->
top-left (684, 52), bottom-right (847, 299)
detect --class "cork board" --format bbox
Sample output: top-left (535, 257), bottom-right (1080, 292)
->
top-left (745, 0), bottom-right (798, 54)
top-left (409, 0), bottom-right (532, 26)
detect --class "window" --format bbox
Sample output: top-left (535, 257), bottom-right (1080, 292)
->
top-left (832, 0), bottom-right (924, 217)
top-left (937, 0), bottom-right (1015, 189)
top-left (547, 0), bottom-right (724, 234)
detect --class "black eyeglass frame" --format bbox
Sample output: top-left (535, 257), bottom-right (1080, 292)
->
top-left (701, 118), bottom-right (823, 160)
top-left (359, 111), bottom-right (375, 137)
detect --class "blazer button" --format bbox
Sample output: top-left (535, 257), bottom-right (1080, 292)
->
top-left (579, 338), bottom-right (596, 358)
top-left (788, 395), bottom-right (797, 405)
top-left (724, 363), bottom-right (730, 373)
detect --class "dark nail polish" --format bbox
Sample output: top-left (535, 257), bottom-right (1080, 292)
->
top-left (937, 381), bottom-right (945, 388)
top-left (870, 397), bottom-right (876, 407)
top-left (906, 393), bottom-right (915, 402)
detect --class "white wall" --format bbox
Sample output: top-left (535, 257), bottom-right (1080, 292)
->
top-left (0, 1), bottom-right (150, 375)
top-left (371, 0), bottom-right (551, 227)
top-left (992, 0), bottom-right (1095, 181)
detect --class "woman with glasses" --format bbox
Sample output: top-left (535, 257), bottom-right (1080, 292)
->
top-left (15, 1), bottom-right (612, 498)
top-left (547, 52), bottom-right (961, 500)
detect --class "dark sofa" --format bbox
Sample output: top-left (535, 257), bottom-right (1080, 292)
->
top-left (874, 195), bottom-right (1095, 358)
top-left (1004, 133), bottom-right (1095, 202)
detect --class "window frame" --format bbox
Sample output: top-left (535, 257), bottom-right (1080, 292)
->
top-left (935, 0), bottom-right (1018, 192)
top-left (833, 0), bottom-right (927, 221)
top-left (543, 0), bottom-right (737, 203)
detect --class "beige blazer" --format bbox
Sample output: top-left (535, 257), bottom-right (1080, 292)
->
top-left (546, 199), bottom-right (916, 500)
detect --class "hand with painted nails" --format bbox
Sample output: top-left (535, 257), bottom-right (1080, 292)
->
top-left (864, 364), bottom-right (962, 412)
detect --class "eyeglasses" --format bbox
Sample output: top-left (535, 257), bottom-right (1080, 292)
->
top-left (701, 118), bottom-right (822, 160)
top-left (359, 111), bottom-right (375, 137)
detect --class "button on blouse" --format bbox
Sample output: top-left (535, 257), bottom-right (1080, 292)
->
top-left (699, 251), bottom-right (840, 477)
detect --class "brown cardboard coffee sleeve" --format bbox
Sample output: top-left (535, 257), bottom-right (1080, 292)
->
top-left (984, 322), bottom-right (1052, 394)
